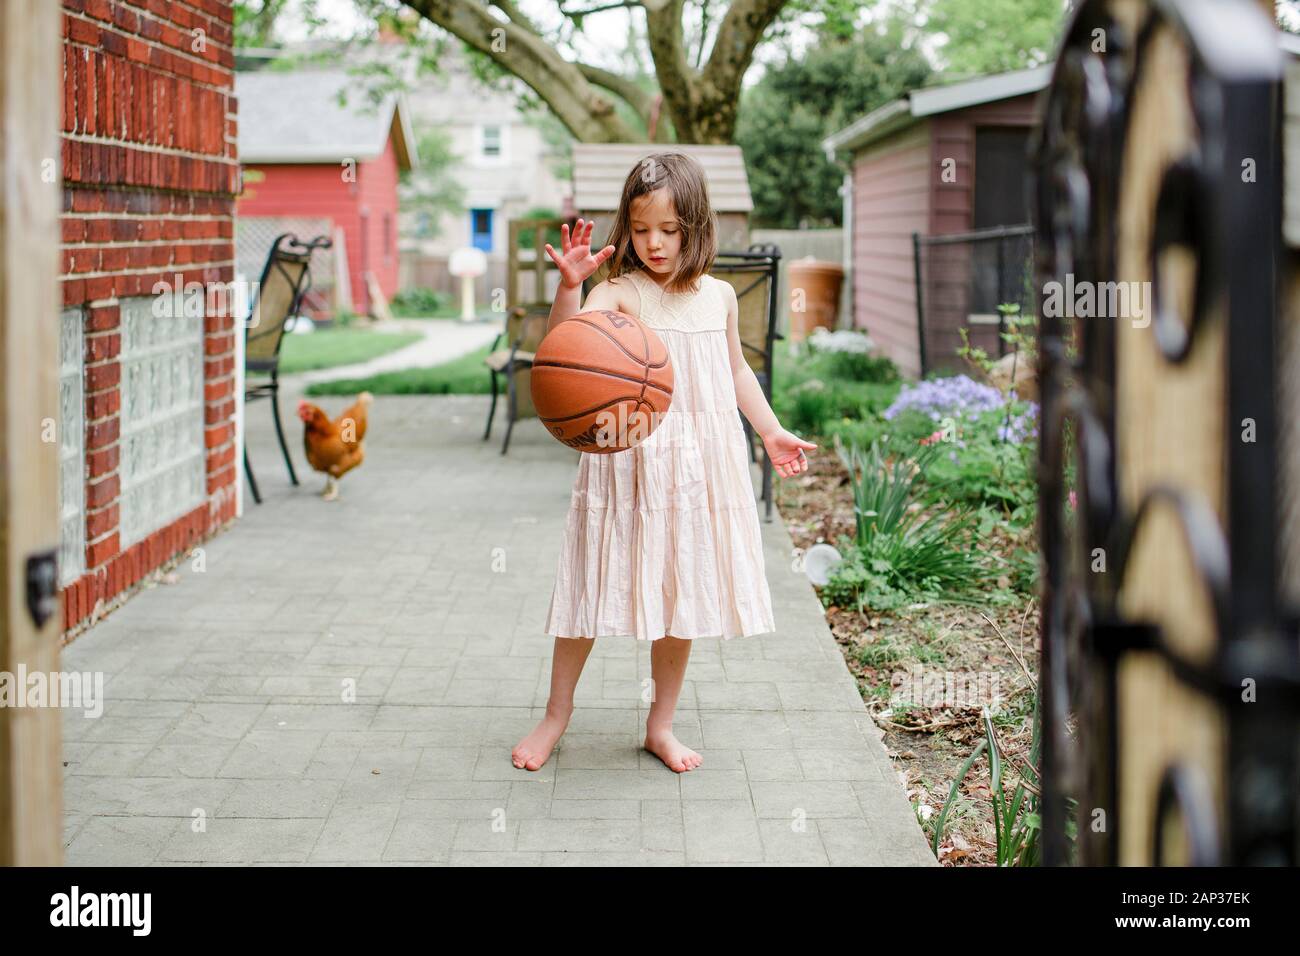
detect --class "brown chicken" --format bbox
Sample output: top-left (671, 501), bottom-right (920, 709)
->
top-left (296, 391), bottom-right (372, 500)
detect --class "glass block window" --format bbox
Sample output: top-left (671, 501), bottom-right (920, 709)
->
top-left (119, 297), bottom-right (205, 546)
top-left (59, 307), bottom-right (85, 586)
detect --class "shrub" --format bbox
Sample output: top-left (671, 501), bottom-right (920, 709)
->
top-left (825, 349), bottom-right (899, 383)
top-left (777, 376), bottom-right (901, 439)
top-left (391, 287), bottom-right (450, 316)
top-left (805, 328), bottom-right (899, 383)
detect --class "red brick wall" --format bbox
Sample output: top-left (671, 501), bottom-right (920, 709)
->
top-left (59, 0), bottom-right (240, 637)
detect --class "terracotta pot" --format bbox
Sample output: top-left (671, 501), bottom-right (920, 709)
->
top-left (788, 258), bottom-right (845, 342)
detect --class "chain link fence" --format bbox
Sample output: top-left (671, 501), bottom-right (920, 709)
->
top-left (913, 224), bottom-right (1035, 376)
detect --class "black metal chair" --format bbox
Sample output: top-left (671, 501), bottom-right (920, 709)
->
top-left (712, 244), bottom-right (783, 522)
top-left (243, 232), bottom-right (332, 504)
top-left (482, 304), bottom-right (550, 455)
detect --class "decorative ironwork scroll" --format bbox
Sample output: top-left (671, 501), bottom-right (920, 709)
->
top-left (1031, 0), bottom-right (1298, 865)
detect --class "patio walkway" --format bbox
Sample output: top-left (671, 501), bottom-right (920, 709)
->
top-left (60, 382), bottom-right (937, 866)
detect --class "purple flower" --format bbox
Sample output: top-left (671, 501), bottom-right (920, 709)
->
top-left (883, 375), bottom-right (1006, 422)
top-left (997, 401), bottom-right (1039, 444)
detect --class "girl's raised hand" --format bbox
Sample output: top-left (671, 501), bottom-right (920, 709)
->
top-left (544, 218), bottom-right (616, 290)
top-left (763, 428), bottom-right (818, 479)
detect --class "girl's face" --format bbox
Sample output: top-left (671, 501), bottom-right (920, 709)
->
top-left (628, 188), bottom-right (682, 281)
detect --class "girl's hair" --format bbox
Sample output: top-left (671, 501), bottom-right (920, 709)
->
top-left (605, 151), bottom-right (717, 294)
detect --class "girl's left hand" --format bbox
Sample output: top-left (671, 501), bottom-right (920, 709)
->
top-left (763, 428), bottom-right (817, 478)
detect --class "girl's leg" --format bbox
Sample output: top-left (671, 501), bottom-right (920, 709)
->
top-left (512, 636), bottom-right (595, 770)
top-left (643, 635), bottom-right (702, 773)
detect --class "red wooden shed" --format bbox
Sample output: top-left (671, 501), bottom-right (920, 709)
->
top-left (234, 68), bottom-right (417, 316)
top-left (823, 66), bottom-right (1050, 377)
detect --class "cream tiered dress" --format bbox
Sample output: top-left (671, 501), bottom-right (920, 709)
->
top-left (543, 268), bottom-right (777, 641)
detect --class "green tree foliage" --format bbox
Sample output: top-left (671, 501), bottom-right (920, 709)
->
top-left (400, 126), bottom-right (466, 239)
top-left (737, 17), bottom-right (931, 228)
top-left (924, 0), bottom-right (1065, 77)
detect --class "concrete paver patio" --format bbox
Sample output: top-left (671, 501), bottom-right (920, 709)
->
top-left (60, 381), bottom-right (937, 866)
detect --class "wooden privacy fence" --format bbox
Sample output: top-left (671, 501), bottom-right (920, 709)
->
top-left (1032, 0), bottom-right (1298, 865)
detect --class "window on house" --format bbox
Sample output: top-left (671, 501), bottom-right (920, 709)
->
top-left (969, 127), bottom-right (1034, 326)
top-left (470, 208), bottom-right (494, 252)
top-left (383, 212), bottom-right (393, 262)
top-left (973, 127), bottom-right (1031, 228)
top-left (481, 125), bottom-right (502, 159)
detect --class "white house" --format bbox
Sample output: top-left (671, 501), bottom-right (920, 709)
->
top-left (399, 45), bottom-right (572, 300)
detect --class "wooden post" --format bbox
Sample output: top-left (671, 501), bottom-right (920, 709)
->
top-left (0, 0), bottom-right (65, 865)
top-left (507, 219), bottom-right (521, 311)
top-left (534, 224), bottom-right (546, 303)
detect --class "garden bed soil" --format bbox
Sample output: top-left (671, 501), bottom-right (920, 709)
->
top-left (775, 440), bottom-right (1041, 867)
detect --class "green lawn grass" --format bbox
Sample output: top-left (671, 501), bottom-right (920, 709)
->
top-left (305, 342), bottom-right (494, 396)
top-left (276, 329), bottom-right (422, 375)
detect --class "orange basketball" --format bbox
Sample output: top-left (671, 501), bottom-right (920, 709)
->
top-left (530, 309), bottom-right (674, 454)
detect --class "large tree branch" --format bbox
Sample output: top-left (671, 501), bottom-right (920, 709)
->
top-left (700, 0), bottom-right (786, 98)
top-left (558, 0), bottom-right (640, 16)
top-left (405, 0), bottom-right (640, 142)
top-left (489, 0), bottom-right (542, 35)
top-left (577, 64), bottom-right (651, 120)
top-left (643, 0), bottom-right (697, 140)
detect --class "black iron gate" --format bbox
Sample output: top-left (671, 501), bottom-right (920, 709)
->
top-left (1032, 0), bottom-right (1299, 865)
top-left (913, 225), bottom-right (1036, 377)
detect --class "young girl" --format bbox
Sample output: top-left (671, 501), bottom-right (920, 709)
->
top-left (512, 152), bottom-right (816, 774)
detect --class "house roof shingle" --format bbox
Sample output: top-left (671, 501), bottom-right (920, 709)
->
top-left (235, 68), bottom-right (417, 169)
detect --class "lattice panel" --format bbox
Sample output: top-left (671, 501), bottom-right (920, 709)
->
top-left (236, 216), bottom-right (335, 309)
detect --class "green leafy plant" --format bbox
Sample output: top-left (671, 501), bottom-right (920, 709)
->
top-left (515, 209), bottom-right (562, 251)
top-left (932, 694), bottom-right (1066, 866)
top-left (916, 406), bottom-right (1038, 524)
top-left (776, 374), bottom-right (901, 442)
top-left (957, 302), bottom-right (1038, 380)
top-left (820, 435), bottom-right (997, 611)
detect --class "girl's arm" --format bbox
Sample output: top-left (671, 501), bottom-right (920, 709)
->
top-left (722, 280), bottom-right (816, 478)
top-left (544, 218), bottom-right (616, 335)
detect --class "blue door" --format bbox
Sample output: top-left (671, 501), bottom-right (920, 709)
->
top-left (470, 208), bottom-right (493, 252)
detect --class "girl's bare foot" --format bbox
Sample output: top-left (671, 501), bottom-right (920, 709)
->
top-left (512, 704), bottom-right (572, 770)
top-left (644, 727), bottom-right (702, 773)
